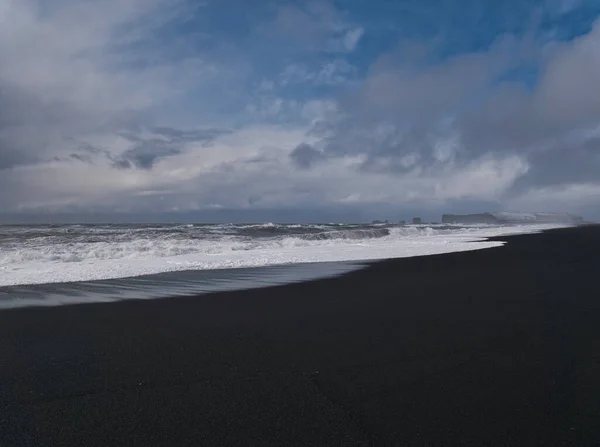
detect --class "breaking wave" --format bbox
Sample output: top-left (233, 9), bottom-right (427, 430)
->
top-left (0, 222), bottom-right (567, 286)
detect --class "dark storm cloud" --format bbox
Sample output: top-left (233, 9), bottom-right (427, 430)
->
top-left (112, 148), bottom-right (181, 170)
top-left (111, 127), bottom-right (231, 170)
top-left (118, 127), bottom-right (231, 145)
top-left (289, 143), bottom-right (324, 169)
top-left (69, 153), bottom-right (93, 163)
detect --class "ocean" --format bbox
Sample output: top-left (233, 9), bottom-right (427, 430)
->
top-left (0, 222), bottom-right (565, 308)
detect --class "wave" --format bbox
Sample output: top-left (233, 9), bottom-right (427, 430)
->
top-left (0, 226), bottom-right (448, 265)
top-left (303, 228), bottom-right (390, 240)
top-left (236, 222), bottom-right (277, 229)
top-left (0, 223), bottom-right (568, 287)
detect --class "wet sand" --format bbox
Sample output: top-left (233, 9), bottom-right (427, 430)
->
top-left (1, 225), bottom-right (599, 446)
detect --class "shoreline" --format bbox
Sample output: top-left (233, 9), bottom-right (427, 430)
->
top-left (2, 225), bottom-right (599, 445)
top-left (0, 261), bottom-right (366, 310)
top-left (0, 222), bottom-right (562, 292)
top-left (0, 224), bottom-right (569, 309)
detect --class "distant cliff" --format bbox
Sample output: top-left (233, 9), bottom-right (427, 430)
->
top-left (442, 212), bottom-right (583, 225)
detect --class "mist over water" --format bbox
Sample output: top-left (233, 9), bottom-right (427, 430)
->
top-left (0, 222), bottom-right (567, 308)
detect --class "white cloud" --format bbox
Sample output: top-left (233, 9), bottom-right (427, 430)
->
top-left (280, 59), bottom-right (356, 86)
top-left (0, 0), bottom-right (211, 165)
top-left (327, 27), bottom-right (364, 53)
top-left (342, 27), bottom-right (364, 52)
top-left (294, 17), bottom-right (600, 218)
top-left (434, 156), bottom-right (530, 201)
top-left (507, 183), bottom-right (600, 215)
top-left (301, 100), bottom-right (338, 123)
top-left (315, 60), bottom-right (357, 84)
top-left (0, 0), bottom-right (195, 112)
top-left (0, 117), bottom-right (532, 214)
top-left (280, 64), bottom-right (313, 85)
top-left (0, 125), bottom-right (311, 212)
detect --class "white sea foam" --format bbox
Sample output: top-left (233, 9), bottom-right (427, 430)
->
top-left (0, 223), bottom-right (566, 287)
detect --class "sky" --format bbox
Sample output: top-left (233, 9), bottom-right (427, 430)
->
top-left (1, 0), bottom-right (599, 223)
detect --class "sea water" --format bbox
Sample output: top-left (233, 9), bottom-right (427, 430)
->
top-left (0, 222), bottom-right (566, 308)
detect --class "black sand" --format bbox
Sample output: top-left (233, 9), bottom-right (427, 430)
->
top-left (1, 226), bottom-right (600, 446)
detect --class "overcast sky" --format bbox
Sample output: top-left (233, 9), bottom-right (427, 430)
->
top-left (1, 0), bottom-right (599, 223)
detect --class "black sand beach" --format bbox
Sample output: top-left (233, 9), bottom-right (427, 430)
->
top-left (1, 225), bottom-right (599, 446)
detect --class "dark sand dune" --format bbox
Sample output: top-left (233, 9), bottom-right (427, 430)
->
top-left (1, 226), bottom-right (599, 446)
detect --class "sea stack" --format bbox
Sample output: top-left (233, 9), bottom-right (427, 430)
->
top-left (441, 212), bottom-right (584, 225)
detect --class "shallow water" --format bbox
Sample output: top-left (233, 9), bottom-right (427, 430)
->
top-left (0, 261), bottom-right (364, 309)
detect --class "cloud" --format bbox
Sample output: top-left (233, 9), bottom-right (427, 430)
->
top-left (433, 156), bottom-right (530, 201)
top-left (289, 143), bottom-right (324, 169)
top-left (0, 125), bottom-right (309, 212)
top-left (110, 127), bottom-right (231, 170)
top-left (1, 0), bottom-right (599, 220)
top-left (280, 59), bottom-right (356, 86)
top-left (507, 183), bottom-right (600, 214)
top-left (325, 27), bottom-right (365, 53)
top-left (266, 1), bottom-right (338, 47)
top-left (460, 21), bottom-right (600, 154)
top-left (0, 0), bottom-right (208, 167)
top-left (549, 0), bottom-right (584, 15)
top-left (341, 27), bottom-right (365, 52)
top-left (0, 0), bottom-right (234, 213)
top-left (0, 0), bottom-right (192, 111)
top-left (0, 116), bottom-right (526, 215)
top-left (263, 1), bottom-right (362, 54)
top-left (298, 18), bottom-right (600, 211)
